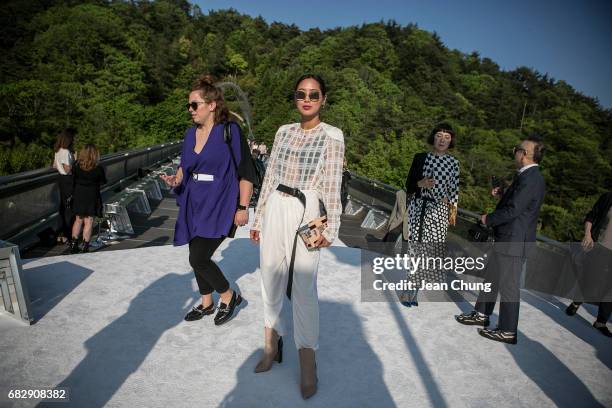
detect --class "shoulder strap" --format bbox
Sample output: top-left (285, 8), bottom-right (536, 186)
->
top-left (224, 122), bottom-right (239, 172)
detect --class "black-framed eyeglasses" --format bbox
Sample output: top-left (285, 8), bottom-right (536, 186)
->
top-left (295, 90), bottom-right (321, 102)
top-left (513, 146), bottom-right (526, 155)
top-left (186, 101), bottom-right (207, 111)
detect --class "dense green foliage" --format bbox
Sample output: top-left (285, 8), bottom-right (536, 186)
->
top-left (1, 0), bottom-right (610, 240)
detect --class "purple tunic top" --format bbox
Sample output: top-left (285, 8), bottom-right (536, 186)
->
top-left (173, 123), bottom-right (242, 245)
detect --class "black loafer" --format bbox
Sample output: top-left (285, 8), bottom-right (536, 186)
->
top-left (478, 327), bottom-right (517, 344)
top-left (184, 303), bottom-right (215, 321)
top-left (214, 291), bottom-right (243, 326)
top-left (455, 311), bottom-right (490, 327)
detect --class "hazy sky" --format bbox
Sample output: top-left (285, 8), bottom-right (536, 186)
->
top-left (194, 0), bottom-right (612, 108)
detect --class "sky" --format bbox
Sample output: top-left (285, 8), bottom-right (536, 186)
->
top-left (194, 0), bottom-right (612, 109)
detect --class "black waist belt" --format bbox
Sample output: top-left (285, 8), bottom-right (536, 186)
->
top-left (276, 184), bottom-right (306, 207)
top-left (276, 184), bottom-right (307, 300)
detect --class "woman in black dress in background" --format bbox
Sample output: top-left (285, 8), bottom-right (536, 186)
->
top-left (70, 144), bottom-right (106, 253)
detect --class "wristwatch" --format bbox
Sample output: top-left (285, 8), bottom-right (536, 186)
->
top-left (237, 204), bottom-right (247, 211)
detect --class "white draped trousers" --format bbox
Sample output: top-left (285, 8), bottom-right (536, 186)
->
top-left (260, 190), bottom-right (322, 350)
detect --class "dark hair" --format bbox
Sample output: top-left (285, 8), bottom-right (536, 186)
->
top-left (294, 74), bottom-right (327, 97)
top-left (526, 134), bottom-right (545, 163)
top-left (54, 128), bottom-right (76, 152)
top-left (427, 122), bottom-right (456, 148)
top-left (190, 74), bottom-right (229, 124)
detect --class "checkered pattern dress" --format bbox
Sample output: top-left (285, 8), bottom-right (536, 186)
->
top-left (406, 152), bottom-right (460, 284)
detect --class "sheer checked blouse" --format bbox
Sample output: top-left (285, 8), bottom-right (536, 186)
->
top-left (252, 122), bottom-right (345, 243)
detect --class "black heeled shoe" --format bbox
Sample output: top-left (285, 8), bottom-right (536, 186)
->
top-left (184, 303), bottom-right (216, 321)
top-left (593, 322), bottom-right (612, 337)
top-left (214, 291), bottom-right (243, 326)
top-left (276, 337), bottom-right (283, 363)
top-left (69, 238), bottom-right (80, 254)
top-left (565, 302), bottom-right (580, 316)
top-left (80, 241), bottom-right (90, 253)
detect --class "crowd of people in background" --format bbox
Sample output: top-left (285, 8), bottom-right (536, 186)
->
top-left (52, 129), bottom-right (106, 254)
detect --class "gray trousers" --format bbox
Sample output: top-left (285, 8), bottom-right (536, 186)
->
top-left (475, 251), bottom-right (524, 332)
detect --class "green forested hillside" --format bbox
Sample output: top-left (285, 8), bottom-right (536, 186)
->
top-left (1, 0), bottom-right (610, 240)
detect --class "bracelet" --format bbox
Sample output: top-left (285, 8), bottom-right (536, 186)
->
top-left (237, 204), bottom-right (247, 211)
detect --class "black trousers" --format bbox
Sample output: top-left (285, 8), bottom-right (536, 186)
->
top-left (571, 301), bottom-right (612, 323)
top-left (573, 244), bottom-right (612, 323)
top-left (188, 236), bottom-right (229, 295)
top-left (57, 175), bottom-right (74, 238)
top-left (475, 251), bottom-right (524, 332)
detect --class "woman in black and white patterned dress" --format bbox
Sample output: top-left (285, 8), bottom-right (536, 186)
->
top-left (402, 123), bottom-right (460, 306)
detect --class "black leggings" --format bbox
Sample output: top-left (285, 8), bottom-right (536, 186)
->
top-left (188, 236), bottom-right (229, 295)
top-left (57, 175), bottom-right (74, 238)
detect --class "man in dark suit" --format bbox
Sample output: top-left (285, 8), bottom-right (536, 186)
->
top-left (455, 135), bottom-right (546, 344)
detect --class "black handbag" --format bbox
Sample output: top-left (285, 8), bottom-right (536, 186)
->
top-left (468, 223), bottom-right (492, 242)
top-left (223, 122), bottom-right (240, 238)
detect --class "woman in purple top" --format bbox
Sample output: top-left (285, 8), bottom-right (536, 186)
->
top-left (161, 75), bottom-right (256, 326)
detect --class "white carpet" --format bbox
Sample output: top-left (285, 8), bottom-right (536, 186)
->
top-left (0, 227), bottom-right (610, 407)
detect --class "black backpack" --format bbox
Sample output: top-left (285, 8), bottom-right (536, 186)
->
top-left (223, 122), bottom-right (262, 188)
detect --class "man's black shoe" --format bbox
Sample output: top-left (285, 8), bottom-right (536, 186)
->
top-left (478, 328), bottom-right (517, 345)
top-left (184, 303), bottom-right (215, 321)
top-left (214, 291), bottom-right (243, 326)
top-left (593, 322), bottom-right (612, 338)
top-left (455, 311), bottom-right (490, 327)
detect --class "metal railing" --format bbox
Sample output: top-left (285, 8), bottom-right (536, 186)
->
top-left (345, 172), bottom-right (585, 299)
top-left (0, 141), bottom-right (182, 247)
top-left (346, 171), bottom-right (566, 250)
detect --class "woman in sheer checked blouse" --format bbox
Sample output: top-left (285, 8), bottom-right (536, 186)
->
top-left (250, 74), bottom-right (345, 399)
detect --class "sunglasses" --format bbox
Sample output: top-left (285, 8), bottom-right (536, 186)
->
top-left (294, 90), bottom-right (321, 102)
top-left (513, 146), bottom-right (526, 155)
top-left (186, 101), bottom-right (207, 111)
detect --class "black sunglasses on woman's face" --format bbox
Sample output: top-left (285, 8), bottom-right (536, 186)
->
top-left (295, 90), bottom-right (321, 102)
top-left (186, 101), bottom-right (206, 111)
